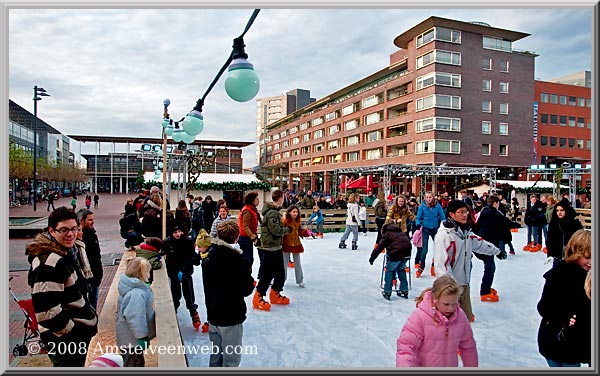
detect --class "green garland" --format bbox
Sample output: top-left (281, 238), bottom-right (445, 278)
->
top-left (142, 180), bottom-right (271, 192)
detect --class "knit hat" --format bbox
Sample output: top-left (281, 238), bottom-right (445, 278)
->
top-left (142, 237), bottom-right (163, 252)
top-left (89, 353), bottom-right (123, 367)
top-left (446, 200), bottom-right (468, 216)
top-left (195, 228), bottom-right (211, 248)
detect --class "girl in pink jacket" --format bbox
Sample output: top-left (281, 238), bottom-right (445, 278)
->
top-left (396, 275), bottom-right (478, 367)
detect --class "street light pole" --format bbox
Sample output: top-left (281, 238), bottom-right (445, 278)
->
top-left (32, 85), bottom-right (50, 212)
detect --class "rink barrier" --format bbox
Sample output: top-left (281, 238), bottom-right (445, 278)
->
top-left (86, 249), bottom-right (187, 367)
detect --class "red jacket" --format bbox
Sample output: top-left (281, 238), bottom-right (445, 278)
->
top-left (238, 204), bottom-right (259, 238)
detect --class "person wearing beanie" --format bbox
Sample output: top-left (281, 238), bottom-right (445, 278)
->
top-left (433, 200), bottom-right (505, 323)
top-left (194, 227), bottom-right (213, 333)
top-left (88, 353), bottom-right (124, 367)
top-left (163, 225), bottom-right (202, 329)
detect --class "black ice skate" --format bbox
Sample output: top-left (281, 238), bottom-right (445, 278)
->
top-left (351, 241), bottom-right (358, 250)
top-left (338, 241), bottom-right (347, 249)
top-left (397, 290), bottom-right (409, 299)
top-left (381, 291), bottom-right (391, 301)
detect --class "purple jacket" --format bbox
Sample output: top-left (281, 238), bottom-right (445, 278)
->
top-left (396, 291), bottom-right (478, 367)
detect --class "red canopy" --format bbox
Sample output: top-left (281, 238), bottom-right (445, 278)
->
top-left (342, 176), bottom-right (379, 189)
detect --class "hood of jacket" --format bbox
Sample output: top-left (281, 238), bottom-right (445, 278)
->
top-left (26, 232), bottom-right (68, 258)
top-left (118, 274), bottom-right (150, 297)
top-left (210, 238), bottom-right (243, 254)
top-left (261, 201), bottom-right (280, 216)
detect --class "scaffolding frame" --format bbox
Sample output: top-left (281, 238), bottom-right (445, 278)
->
top-left (527, 166), bottom-right (592, 204)
top-left (334, 164), bottom-right (497, 200)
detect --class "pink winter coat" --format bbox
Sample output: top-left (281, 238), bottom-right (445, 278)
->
top-left (396, 291), bottom-right (478, 367)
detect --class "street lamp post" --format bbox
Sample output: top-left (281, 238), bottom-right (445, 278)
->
top-left (32, 85), bottom-right (50, 211)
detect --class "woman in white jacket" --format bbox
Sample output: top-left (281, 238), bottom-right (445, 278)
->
top-left (339, 194), bottom-right (361, 250)
top-left (433, 200), bottom-right (506, 323)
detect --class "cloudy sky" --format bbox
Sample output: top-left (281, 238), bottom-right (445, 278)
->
top-left (7, 6), bottom-right (593, 169)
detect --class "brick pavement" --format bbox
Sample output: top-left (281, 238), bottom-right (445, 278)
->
top-left (8, 193), bottom-right (138, 365)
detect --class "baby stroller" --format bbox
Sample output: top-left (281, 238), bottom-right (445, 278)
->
top-left (9, 276), bottom-right (44, 357)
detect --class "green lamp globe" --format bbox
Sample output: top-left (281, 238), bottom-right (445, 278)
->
top-left (182, 110), bottom-right (204, 136)
top-left (172, 129), bottom-right (184, 143)
top-left (164, 124), bottom-right (174, 136)
top-left (225, 58), bottom-right (260, 102)
top-left (153, 170), bottom-right (161, 180)
top-left (158, 161), bottom-right (164, 169)
top-left (162, 119), bottom-right (170, 128)
top-left (156, 149), bottom-right (163, 158)
top-left (181, 132), bottom-right (196, 144)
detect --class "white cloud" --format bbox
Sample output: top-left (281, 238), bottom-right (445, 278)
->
top-left (8, 7), bottom-right (592, 168)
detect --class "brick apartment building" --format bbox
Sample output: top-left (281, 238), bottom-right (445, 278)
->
top-left (259, 16), bottom-right (537, 194)
top-left (533, 72), bottom-right (592, 188)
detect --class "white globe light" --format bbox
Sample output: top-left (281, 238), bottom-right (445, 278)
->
top-left (181, 132), bottom-right (195, 144)
top-left (182, 110), bottom-right (204, 136)
top-left (172, 129), bottom-right (184, 143)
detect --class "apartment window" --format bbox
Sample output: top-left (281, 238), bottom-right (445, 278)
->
top-left (314, 143), bottom-right (324, 152)
top-left (499, 145), bottom-right (508, 156)
top-left (499, 102), bottom-right (509, 115)
top-left (346, 135), bottom-right (360, 146)
top-left (362, 95), bottom-right (380, 108)
top-left (482, 144), bottom-right (491, 155)
top-left (267, 146), bottom-right (272, 152)
top-left (588, 122), bottom-right (592, 129)
top-left (577, 139), bottom-right (584, 149)
top-left (344, 119), bottom-right (359, 131)
top-left (312, 117), bottom-right (323, 126)
top-left (274, 143), bottom-right (280, 150)
top-left (540, 114), bottom-right (548, 124)
top-left (416, 49), bottom-right (461, 69)
top-left (365, 112), bottom-right (382, 125)
top-left (302, 146), bottom-right (311, 154)
top-left (482, 100), bottom-right (492, 113)
top-left (550, 114), bottom-right (558, 124)
top-left (282, 140), bottom-right (289, 148)
top-left (328, 155), bottom-right (340, 163)
top-left (325, 111), bottom-right (338, 121)
top-left (586, 98), bottom-right (591, 108)
top-left (289, 126), bottom-right (298, 134)
top-left (482, 57), bottom-right (492, 70)
top-left (560, 95), bottom-right (567, 105)
top-left (569, 96), bottom-right (577, 106)
top-left (415, 117), bottom-right (461, 132)
top-left (540, 136), bottom-right (548, 146)
top-left (417, 94), bottom-right (461, 111)
top-left (274, 153), bottom-right (281, 160)
top-left (292, 137), bottom-right (300, 145)
top-left (416, 139), bottom-right (460, 154)
top-left (272, 134), bottom-right (280, 141)
top-left (346, 151), bottom-right (359, 161)
top-left (302, 159), bottom-right (311, 167)
top-left (568, 138), bottom-right (575, 148)
top-left (342, 103), bottom-right (357, 116)
top-left (365, 148), bottom-right (382, 160)
top-left (578, 97), bottom-right (586, 107)
top-left (499, 81), bottom-right (509, 93)
top-left (560, 115), bottom-right (567, 126)
top-left (416, 28), bottom-right (435, 47)
top-left (499, 60), bottom-right (509, 72)
top-left (568, 116), bottom-right (576, 127)
top-left (280, 130), bottom-right (287, 138)
top-left (550, 137), bottom-right (557, 147)
top-left (550, 94), bottom-right (558, 104)
top-left (282, 151), bottom-right (290, 158)
top-left (587, 140), bottom-right (592, 150)
top-left (481, 121), bottom-right (491, 134)
top-left (314, 129), bottom-right (324, 139)
top-left (302, 134), bottom-right (310, 142)
top-left (417, 72), bottom-right (461, 90)
top-left (366, 130), bottom-right (383, 142)
top-left (328, 124), bottom-right (341, 135)
top-left (482, 79), bottom-right (491, 92)
top-left (416, 27), bottom-right (461, 47)
top-left (328, 140), bottom-right (339, 149)
top-left (292, 161), bottom-right (300, 168)
top-left (540, 93), bottom-right (548, 103)
top-left (578, 117), bottom-right (585, 128)
top-left (300, 122), bottom-right (309, 130)
top-left (558, 138), bottom-right (566, 148)
top-left (499, 122), bottom-right (508, 135)
top-left (292, 149), bottom-right (299, 156)
top-left (483, 36), bottom-right (512, 52)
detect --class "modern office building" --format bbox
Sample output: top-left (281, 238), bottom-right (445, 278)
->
top-left (259, 16), bottom-right (537, 194)
top-left (255, 89), bottom-right (315, 164)
top-left (533, 71), bottom-right (592, 188)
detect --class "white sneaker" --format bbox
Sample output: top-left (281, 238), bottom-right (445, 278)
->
top-left (298, 282), bottom-right (305, 288)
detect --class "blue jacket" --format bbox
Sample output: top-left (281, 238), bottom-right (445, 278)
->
top-left (308, 210), bottom-right (324, 225)
top-left (416, 201), bottom-right (445, 230)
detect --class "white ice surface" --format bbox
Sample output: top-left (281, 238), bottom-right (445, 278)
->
top-left (177, 227), bottom-right (557, 368)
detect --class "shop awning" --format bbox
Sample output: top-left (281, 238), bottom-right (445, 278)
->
top-left (334, 154), bottom-right (342, 161)
top-left (312, 157), bottom-right (322, 163)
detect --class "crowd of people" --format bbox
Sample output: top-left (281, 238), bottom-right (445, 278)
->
top-left (24, 185), bottom-right (591, 368)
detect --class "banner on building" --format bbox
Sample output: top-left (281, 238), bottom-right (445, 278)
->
top-left (533, 101), bottom-right (538, 163)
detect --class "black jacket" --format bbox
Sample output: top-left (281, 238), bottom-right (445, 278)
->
top-left (81, 227), bottom-right (103, 287)
top-left (537, 262), bottom-right (590, 364)
top-left (525, 201), bottom-right (546, 227)
top-left (475, 206), bottom-right (518, 247)
top-left (546, 199), bottom-right (583, 260)
top-left (163, 235), bottom-right (199, 276)
top-left (370, 225), bottom-right (411, 263)
top-left (202, 239), bottom-right (254, 326)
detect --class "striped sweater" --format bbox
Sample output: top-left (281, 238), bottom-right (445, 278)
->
top-left (26, 233), bottom-right (98, 342)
